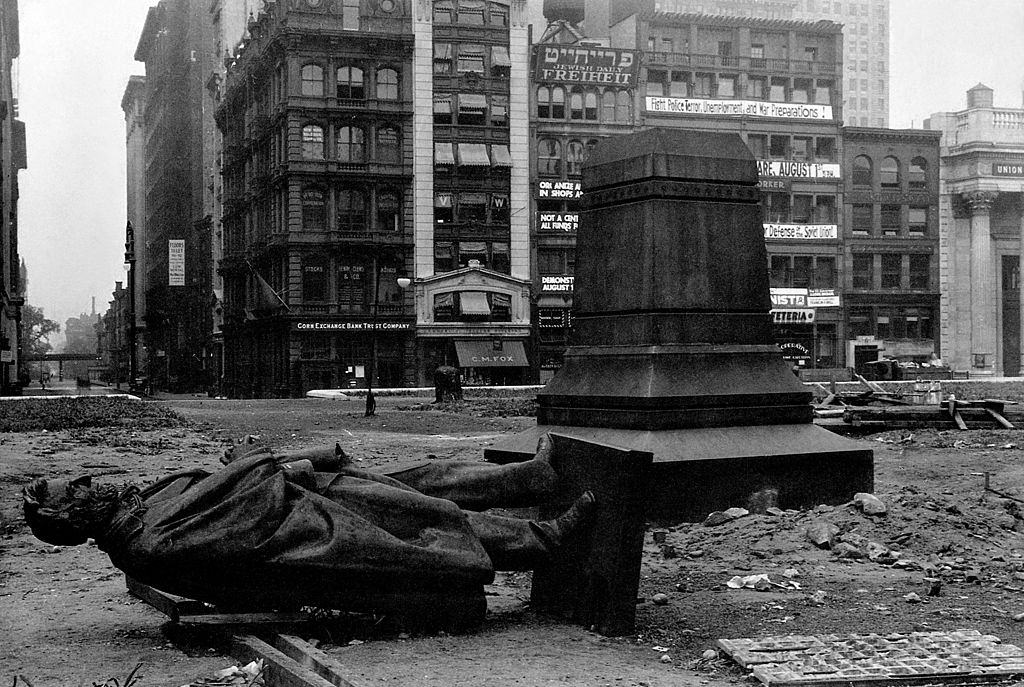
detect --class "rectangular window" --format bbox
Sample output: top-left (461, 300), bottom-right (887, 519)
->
top-left (491, 242), bottom-right (510, 274)
top-left (763, 192), bottom-right (790, 223)
top-left (815, 256), bottom-right (836, 288)
top-left (876, 310), bottom-right (892, 340)
top-left (456, 44), bottom-right (486, 74)
top-left (769, 255), bottom-right (791, 287)
top-left (669, 71), bottom-right (688, 97)
top-left (433, 94), bottom-right (452, 125)
top-left (881, 204), bottom-right (901, 235)
top-left (909, 254), bottom-right (930, 289)
top-left (793, 255), bottom-right (813, 287)
top-left (693, 73), bottom-right (713, 98)
top-left (490, 95), bottom-right (508, 127)
top-left (303, 263), bottom-right (327, 302)
top-left (457, 93), bottom-right (487, 126)
top-left (792, 137), bottom-right (812, 161)
top-left (661, 37), bottom-right (674, 52)
top-left (434, 193), bottom-right (453, 226)
top-left (458, 192), bottom-right (488, 224)
top-left (849, 307), bottom-right (872, 337)
top-left (747, 76), bottom-right (766, 99)
top-left (909, 206), bottom-right (928, 236)
top-left (433, 42), bottom-right (453, 74)
top-left (814, 80), bottom-right (832, 105)
top-left (717, 75), bottom-right (736, 98)
top-left (646, 69), bottom-right (666, 97)
top-left (434, 241), bottom-right (455, 273)
top-left (792, 195), bottom-right (813, 223)
top-left (337, 265), bottom-right (367, 307)
top-left (792, 78), bottom-right (811, 103)
top-left (750, 43), bottom-right (765, 67)
top-left (881, 254), bottom-right (902, 288)
top-left (747, 134), bottom-right (767, 158)
top-left (813, 195), bottom-right (836, 223)
top-left (769, 77), bottom-right (787, 101)
top-left (769, 134), bottom-right (789, 159)
top-left (815, 137), bottom-right (836, 162)
top-left (852, 253), bottom-right (873, 289)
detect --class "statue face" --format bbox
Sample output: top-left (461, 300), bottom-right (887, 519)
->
top-left (22, 476), bottom-right (94, 546)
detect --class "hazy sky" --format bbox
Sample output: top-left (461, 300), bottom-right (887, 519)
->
top-left (15, 0), bottom-right (1024, 332)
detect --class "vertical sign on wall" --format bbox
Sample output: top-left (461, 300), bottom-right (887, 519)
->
top-left (168, 239), bottom-right (185, 286)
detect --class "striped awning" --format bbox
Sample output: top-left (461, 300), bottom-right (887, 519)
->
top-left (490, 145), bottom-right (513, 167)
top-left (458, 143), bottom-right (491, 166)
top-left (434, 142), bottom-right (455, 165)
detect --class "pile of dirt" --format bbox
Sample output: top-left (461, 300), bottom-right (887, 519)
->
top-left (0, 397), bottom-right (187, 432)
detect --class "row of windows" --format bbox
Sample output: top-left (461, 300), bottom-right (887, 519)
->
top-left (647, 71), bottom-right (833, 104)
top-left (852, 155), bottom-right (929, 189)
top-left (849, 306), bottom-right (934, 341)
top-left (433, 0), bottom-right (509, 27)
top-left (434, 42), bottom-right (511, 78)
top-left (300, 64), bottom-right (400, 100)
top-left (300, 123), bottom-right (402, 163)
top-left (851, 204), bottom-right (930, 237)
top-left (434, 240), bottom-right (510, 274)
top-left (301, 187), bottom-right (403, 233)
top-left (762, 193), bottom-right (837, 224)
top-left (536, 87), bottom-right (633, 123)
top-left (301, 261), bottom-right (407, 306)
top-left (434, 93), bottom-right (508, 127)
top-left (768, 255), bottom-right (837, 289)
top-left (852, 253), bottom-right (932, 290)
top-left (748, 134), bottom-right (836, 162)
top-left (537, 138), bottom-right (600, 177)
top-left (434, 192), bottom-right (510, 226)
top-left (644, 36), bottom-right (832, 67)
top-left (433, 291), bottom-right (513, 322)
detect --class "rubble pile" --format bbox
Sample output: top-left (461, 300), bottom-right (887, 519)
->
top-left (0, 397), bottom-right (187, 432)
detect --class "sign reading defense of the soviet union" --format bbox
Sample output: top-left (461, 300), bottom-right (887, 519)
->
top-left (534, 46), bottom-right (638, 86)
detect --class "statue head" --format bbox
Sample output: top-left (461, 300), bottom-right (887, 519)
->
top-left (22, 476), bottom-right (105, 546)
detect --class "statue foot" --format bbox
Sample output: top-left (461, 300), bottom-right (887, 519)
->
top-left (526, 433), bottom-right (559, 498)
top-left (532, 491), bottom-right (596, 550)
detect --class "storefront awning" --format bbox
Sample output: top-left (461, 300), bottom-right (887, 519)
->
top-left (491, 46), bottom-right (511, 67)
top-left (458, 93), bottom-right (487, 110)
top-left (459, 291), bottom-right (491, 315)
top-left (434, 142), bottom-right (455, 165)
top-left (457, 143), bottom-right (491, 166)
top-left (455, 340), bottom-right (528, 368)
top-left (490, 144), bottom-right (513, 167)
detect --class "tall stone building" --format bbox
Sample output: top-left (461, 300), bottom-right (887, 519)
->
top-left (0, 0), bottom-right (24, 394)
top-left (926, 85), bottom-right (1024, 377)
top-left (121, 75), bottom-right (147, 386)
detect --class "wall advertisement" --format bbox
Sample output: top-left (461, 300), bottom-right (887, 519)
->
top-left (292, 321), bottom-right (413, 332)
top-left (764, 224), bottom-right (837, 240)
top-left (168, 239), bottom-right (185, 286)
top-left (541, 276), bottom-right (574, 293)
top-left (808, 288), bottom-right (840, 307)
top-left (770, 288), bottom-right (841, 309)
top-left (538, 213), bottom-right (579, 232)
top-left (534, 46), bottom-right (639, 86)
top-left (993, 163), bottom-right (1024, 177)
top-left (757, 160), bottom-right (840, 179)
top-left (538, 180), bottom-right (582, 199)
top-left (771, 309), bottom-right (815, 324)
top-left (646, 96), bottom-right (833, 120)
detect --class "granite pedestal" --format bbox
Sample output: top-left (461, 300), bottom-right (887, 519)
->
top-left (486, 129), bottom-right (872, 521)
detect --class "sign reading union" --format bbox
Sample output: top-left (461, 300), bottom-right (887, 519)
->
top-left (646, 96), bottom-right (833, 120)
top-left (994, 163), bottom-right (1024, 177)
top-left (294, 322), bottom-right (413, 332)
top-left (535, 46), bottom-right (639, 86)
top-left (764, 224), bottom-right (838, 240)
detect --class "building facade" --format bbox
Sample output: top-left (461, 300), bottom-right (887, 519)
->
top-left (841, 126), bottom-right (941, 372)
top-left (0, 0), bottom-right (23, 394)
top-left (121, 75), bottom-right (147, 388)
top-left (926, 85), bottom-right (1024, 377)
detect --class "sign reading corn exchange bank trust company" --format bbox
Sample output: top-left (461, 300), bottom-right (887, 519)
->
top-left (292, 321), bottom-right (413, 332)
top-left (646, 97), bottom-right (833, 120)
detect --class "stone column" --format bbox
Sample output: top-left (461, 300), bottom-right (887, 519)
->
top-left (967, 190), bottom-right (999, 374)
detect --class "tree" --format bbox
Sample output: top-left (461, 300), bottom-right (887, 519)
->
top-left (22, 304), bottom-right (60, 358)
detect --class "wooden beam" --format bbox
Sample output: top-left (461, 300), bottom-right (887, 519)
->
top-left (126, 577), bottom-right (210, 622)
top-left (275, 635), bottom-right (366, 687)
top-left (986, 407), bottom-right (1015, 429)
top-left (232, 635), bottom-right (339, 687)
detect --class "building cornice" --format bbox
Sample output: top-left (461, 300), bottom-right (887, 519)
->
top-left (842, 127), bottom-right (942, 144)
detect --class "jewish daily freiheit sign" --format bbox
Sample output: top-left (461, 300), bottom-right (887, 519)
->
top-left (534, 46), bottom-right (639, 86)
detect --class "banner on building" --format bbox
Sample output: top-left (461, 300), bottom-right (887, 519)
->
top-left (541, 276), bottom-right (574, 293)
top-left (538, 180), bottom-right (582, 199)
top-left (993, 163), bottom-right (1024, 177)
top-left (757, 160), bottom-right (840, 179)
top-left (646, 97), bottom-right (833, 120)
top-left (538, 213), bottom-right (579, 232)
top-left (808, 288), bottom-right (840, 307)
top-left (770, 288), bottom-right (807, 307)
top-left (764, 224), bottom-right (838, 240)
top-left (771, 309), bottom-right (816, 324)
top-left (535, 46), bottom-right (639, 86)
top-left (168, 239), bottom-right (185, 286)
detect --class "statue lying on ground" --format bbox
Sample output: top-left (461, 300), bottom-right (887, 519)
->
top-left (22, 435), bottom-right (593, 611)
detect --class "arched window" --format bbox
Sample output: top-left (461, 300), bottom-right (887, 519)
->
top-left (301, 124), bottom-right (324, 159)
top-left (569, 87), bottom-right (585, 120)
top-left (337, 66), bottom-right (365, 99)
top-left (615, 91), bottom-right (630, 122)
top-left (301, 187), bottom-right (326, 231)
top-left (538, 138), bottom-right (561, 176)
top-left (537, 86), bottom-right (566, 119)
top-left (537, 86), bottom-right (551, 118)
top-left (601, 90), bottom-right (616, 122)
top-left (337, 189), bottom-right (366, 232)
top-left (584, 138), bottom-right (601, 163)
top-left (853, 155), bottom-right (872, 187)
top-left (300, 64), bottom-right (323, 96)
top-left (376, 67), bottom-right (399, 100)
top-left (909, 157), bottom-right (927, 189)
top-left (336, 125), bottom-right (365, 162)
top-left (377, 190), bottom-right (401, 232)
top-left (584, 91), bottom-right (598, 120)
top-left (376, 125), bottom-right (401, 163)
top-left (881, 156), bottom-right (900, 188)
top-left (550, 86), bottom-right (565, 119)
top-left (566, 140), bottom-right (586, 176)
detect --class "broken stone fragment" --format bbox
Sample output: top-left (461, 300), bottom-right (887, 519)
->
top-left (904, 592), bottom-right (922, 603)
top-left (866, 541), bottom-right (891, 561)
top-left (702, 507), bottom-right (749, 527)
top-left (806, 520), bottom-right (839, 549)
top-left (854, 493), bottom-right (888, 515)
top-left (833, 542), bottom-right (865, 559)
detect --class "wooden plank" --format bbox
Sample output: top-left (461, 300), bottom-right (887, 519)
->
top-left (232, 635), bottom-right (339, 687)
top-left (126, 577), bottom-right (210, 622)
top-left (987, 407), bottom-right (1016, 429)
top-left (178, 611), bottom-right (314, 626)
top-left (949, 399), bottom-right (968, 430)
top-left (275, 635), bottom-right (365, 687)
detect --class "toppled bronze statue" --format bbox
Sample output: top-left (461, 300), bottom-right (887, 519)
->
top-left (22, 435), bottom-right (594, 611)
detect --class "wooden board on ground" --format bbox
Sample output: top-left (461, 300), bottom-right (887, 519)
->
top-left (232, 635), bottom-right (351, 687)
top-left (127, 577), bottom-right (314, 626)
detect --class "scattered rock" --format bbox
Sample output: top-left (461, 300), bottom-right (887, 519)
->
top-left (854, 493), bottom-right (888, 516)
top-left (805, 521), bottom-right (839, 549)
top-left (660, 654), bottom-right (673, 664)
top-left (1013, 612), bottom-right (1024, 623)
top-left (833, 542), bottom-right (865, 559)
top-left (660, 544), bottom-right (678, 559)
top-left (904, 592), bottom-right (922, 603)
top-left (702, 649), bottom-right (718, 661)
top-left (809, 590), bottom-right (827, 605)
top-left (652, 593), bottom-right (669, 606)
top-left (702, 507), bottom-right (749, 527)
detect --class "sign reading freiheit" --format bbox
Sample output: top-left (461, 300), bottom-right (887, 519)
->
top-left (168, 239), bottom-right (185, 286)
top-left (646, 97), bottom-right (833, 120)
top-left (764, 224), bottom-right (838, 240)
top-left (534, 46), bottom-right (638, 86)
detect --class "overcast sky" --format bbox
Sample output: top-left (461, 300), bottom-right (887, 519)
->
top-left (15, 0), bottom-right (1024, 333)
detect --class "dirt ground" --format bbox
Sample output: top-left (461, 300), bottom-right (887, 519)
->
top-left (7, 395), bottom-right (1024, 686)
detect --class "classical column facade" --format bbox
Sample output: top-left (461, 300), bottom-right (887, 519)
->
top-left (966, 190), bottom-right (999, 374)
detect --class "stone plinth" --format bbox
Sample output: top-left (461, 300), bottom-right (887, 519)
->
top-left (486, 128), bottom-right (872, 521)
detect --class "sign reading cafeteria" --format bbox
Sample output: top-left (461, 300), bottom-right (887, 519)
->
top-left (534, 46), bottom-right (639, 86)
top-left (293, 321), bottom-right (413, 332)
top-left (538, 213), bottom-right (579, 232)
top-left (764, 224), bottom-right (838, 240)
top-left (538, 180), bottom-right (582, 199)
top-left (771, 309), bottom-right (816, 324)
top-left (757, 160), bottom-right (840, 179)
top-left (646, 97), bottom-right (833, 120)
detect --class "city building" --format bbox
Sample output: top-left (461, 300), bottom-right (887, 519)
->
top-left (840, 126), bottom-right (941, 373)
top-left (62, 306), bottom-right (101, 381)
top-left (121, 75), bottom-right (147, 387)
top-left (133, 0), bottom-right (217, 393)
top-left (216, 0), bottom-right (534, 397)
top-left (925, 84), bottom-right (1024, 377)
top-left (97, 283), bottom-right (131, 387)
top-left (0, 0), bottom-right (24, 394)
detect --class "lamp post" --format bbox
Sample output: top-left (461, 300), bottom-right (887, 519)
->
top-left (365, 259), bottom-right (411, 417)
top-left (124, 222), bottom-right (137, 391)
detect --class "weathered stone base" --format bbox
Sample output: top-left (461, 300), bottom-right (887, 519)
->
top-left (485, 424), bottom-right (873, 522)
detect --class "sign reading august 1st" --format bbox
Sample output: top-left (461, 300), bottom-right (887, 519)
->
top-left (535, 46), bottom-right (639, 86)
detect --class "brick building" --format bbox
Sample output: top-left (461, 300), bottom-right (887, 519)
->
top-left (0, 0), bottom-right (24, 394)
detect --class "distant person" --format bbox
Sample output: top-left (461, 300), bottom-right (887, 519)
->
top-left (38, 371), bottom-right (48, 390)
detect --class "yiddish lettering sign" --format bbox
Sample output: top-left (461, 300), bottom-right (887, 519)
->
top-left (535, 46), bottom-right (638, 86)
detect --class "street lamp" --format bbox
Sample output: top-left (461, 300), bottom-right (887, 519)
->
top-left (365, 263), bottom-right (411, 417)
